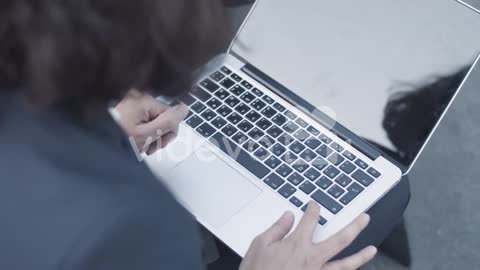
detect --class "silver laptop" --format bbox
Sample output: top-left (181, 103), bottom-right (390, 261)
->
top-left (146, 0), bottom-right (480, 256)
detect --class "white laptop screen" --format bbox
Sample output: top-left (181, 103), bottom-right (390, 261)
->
top-left (231, 0), bottom-right (480, 168)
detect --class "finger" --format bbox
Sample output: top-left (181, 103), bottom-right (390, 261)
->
top-left (145, 96), bottom-right (170, 120)
top-left (290, 201), bottom-right (320, 241)
top-left (317, 214), bottom-right (370, 261)
top-left (140, 104), bottom-right (188, 137)
top-left (255, 212), bottom-right (295, 246)
top-left (323, 246), bottom-right (377, 270)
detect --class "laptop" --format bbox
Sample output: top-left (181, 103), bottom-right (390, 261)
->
top-left (146, 0), bottom-right (480, 256)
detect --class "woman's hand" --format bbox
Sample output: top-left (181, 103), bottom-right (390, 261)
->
top-left (240, 202), bottom-right (376, 270)
top-left (115, 91), bottom-right (189, 155)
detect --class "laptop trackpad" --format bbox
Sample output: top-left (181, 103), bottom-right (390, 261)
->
top-left (169, 148), bottom-right (262, 228)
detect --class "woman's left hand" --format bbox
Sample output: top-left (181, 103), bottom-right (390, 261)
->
top-left (115, 91), bottom-right (189, 155)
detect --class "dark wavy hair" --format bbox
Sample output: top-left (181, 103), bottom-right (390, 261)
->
top-left (0, 0), bottom-right (229, 115)
top-left (383, 68), bottom-right (468, 163)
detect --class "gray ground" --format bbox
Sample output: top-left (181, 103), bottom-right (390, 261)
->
top-left (229, 3), bottom-right (480, 269)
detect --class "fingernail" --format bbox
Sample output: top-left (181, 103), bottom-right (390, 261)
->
top-left (367, 246), bottom-right (377, 256)
top-left (282, 211), bottom-right (294, 220)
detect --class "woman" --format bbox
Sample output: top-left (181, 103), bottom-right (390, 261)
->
top-left (0, 1), bottom-right (376, 269)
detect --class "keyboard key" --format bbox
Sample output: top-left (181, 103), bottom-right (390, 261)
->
top-left (238, 120), bottom-right (254, 133)
top-left (220, 78), bottom-right (235, 89)
top-left (191, 102), bottom-right (207, 114)
top-left (179, 94), bottom-right (196, 106)
top-left (311, 190), bottom-right (343, 214)
top-left (335, 174), bottom-right (353, 187)
top-left (251, 99), bottom-right (267, 111)
top-left (231, 73), bottom-right (242, 82)
top-left (340, 183), bottom-right (364, 205)
top-left (319, 134), bottom-right (333, 144)
top-left (248, 128), bottom-right (265, 140)
top-left (217, 105), bottom-right (232, 117)
top-left (200, 109), bottom-right (217, 121)
top-left (240, 92), bottom-right (256, 103)
top-left (289, 141), bottom-right (306, 154)
top-left (339, 161), bottom-right (356, 174)
top-left (262, 95), bottom-right (275, 104)
top-left (251, 88), bottom-right (263, 97)
top-left (278, 183), bottom-right (296, 198)
top-left (254, 147), bottom-right (270, 160)
top-left (210, 71), bottom-right (225, 82)
top-left (273, 102), bottom-right (286, 112)
top-left (283, 122), bottom-right (299, 133)
top-left (327, 153), bottom-right (345, 166)
top-left (319, 216), bottom-right (328, 226)
top-left (316, 144), bottom-right (333, 158)
top-left (186, 115), bottom-right (204, 128)
top-left (295, 118), bottom-right (308, 128)
top-left (293, 129), bottom-right (310, 142)
top-left (272, 114), bottom-right (287, 126)
top-left (266, 126), bottom-right (284, 138)
top-left (355, 159), bottom-right (368, 169)
top-left (225, 96), bottom-right (240, 107)
top-left (292, 160), bottom-right (309, 173)
top-left (220, 66), bottom-right (232, 75)
top-left (276, 164), bottom-right (293, 177)
top-left (343, 150), bottom-right (356, 161)
top-left (304, 168), bottom-right (321, 181)
top-left (200, 78), bottom-right (220, 92)
top-left (264, 173), bottom-right (285, 190)
top-left (227, 112), bottom-right (243, 125)
top-left (328, 185), bottom-right (345, 198)
top-left (258, 136), bottom-right (275, 149)
top-left (289, 196), bottom-right (304, 207)
top-left (221, 124), bottom-right (238, 137)
top-left (231, 85), bottom-right (246, 96)
top-left (324, 166), bottom-right (341, 179)
top-left (271, 144), bottom-right (287, 156)
top-left (300, 149), bottom-right (317, 162)
top-left (312, 157), bottom-right (329, 171)
top-left (192, 87), bottom-right (212, 102)
top-left (264, 156), bottom-right (282, 169)
top-left (285, 110), bottom-right (297, 120)
top-left (330, 142), bottom-right (344, 152)
top-left (299, 181), bottom-right (316, 195)
top-left (206, 98), bottom-right (222, 110)
top-left (352, 170), bottom-right (375, 187)
top-left (232, 132), bottom-right (249, 145)
top-left (307, 126), bottom-right (321, 136)
top-left (278, 133), bottom-right (295, 146)
top-left (287, 172), bottom-right (305, 186)
top-left (214, 89), bottom-right (230, 100)
top-left (256, 118), bottom-right (273, 130)
top-left (367, 167), bottom-right (381, 178)
top-left (281, 152), bottom-right (298, 165)
top-left (245, 110), bottom-right (262, 123)
top-left (235, 103), bottom-right (251, 115)
top-left (196, 123), bottom-right (216, 138)
top-left (348, 182), bottom-right (365, 194)
top-left (243, 140), bottom-right (260, 152)
top-left (240, 80), bottom-right (253, 89)
top-left (261, 107), bottom-right (277, 118)
top-left (305, 138), bottom-right (322, 150)
top-left (316, 176), bottom-right (333, 189)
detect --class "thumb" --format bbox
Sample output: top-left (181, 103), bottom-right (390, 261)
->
top-left (257, 212), bottom-right (295, 246)
top-left (139, 104), bottom-right (189, 137)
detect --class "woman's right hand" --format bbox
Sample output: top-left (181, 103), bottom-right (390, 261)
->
top-left (240, 202), bottom-right (377, 270)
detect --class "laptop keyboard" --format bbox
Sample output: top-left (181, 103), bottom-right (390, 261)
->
top-left (180, 66), bottom-right (382, 225)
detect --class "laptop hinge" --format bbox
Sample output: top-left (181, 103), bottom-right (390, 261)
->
top-left (241, 63), bottom-right (382, 161)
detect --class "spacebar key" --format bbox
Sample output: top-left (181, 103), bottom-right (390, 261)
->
top-left (210, 132), bottom-right (270, 179)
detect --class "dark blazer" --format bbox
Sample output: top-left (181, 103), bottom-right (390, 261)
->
top-left (0, 94), bottom-right (204, 270)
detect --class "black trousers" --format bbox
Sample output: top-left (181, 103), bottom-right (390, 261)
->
top-left (209, 176), bottom-right (411, 269)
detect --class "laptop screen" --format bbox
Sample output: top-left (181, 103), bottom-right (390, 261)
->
top-left (231, 0), bottom-right (480, 169)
